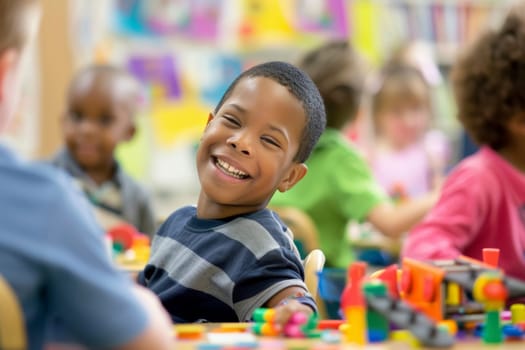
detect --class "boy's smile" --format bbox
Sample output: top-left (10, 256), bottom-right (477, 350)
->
top-left (214, 156), bottom-right (251, 180)
top-left (196, 76), bottom-right (307, 219)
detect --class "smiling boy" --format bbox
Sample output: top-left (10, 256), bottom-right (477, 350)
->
top-left (139, 61), bottom-right (326, 324)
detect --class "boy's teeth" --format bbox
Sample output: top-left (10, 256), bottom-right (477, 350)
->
top-left (216, 158), bottom-right (248, 178)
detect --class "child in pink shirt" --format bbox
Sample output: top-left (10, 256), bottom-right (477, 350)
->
top-left (369, 64), bottom-right (448, 199)
top-left (403, 4), bottom-right (525, 282)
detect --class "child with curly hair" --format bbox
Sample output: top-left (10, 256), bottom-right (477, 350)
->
top-left (403, 3), bottom-right (525, 282)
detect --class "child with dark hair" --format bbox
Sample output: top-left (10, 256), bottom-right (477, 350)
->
top-left (139, 61), bottom-right (326, 324)
top-left (403, 3), bottom-right (525, 282)
top-left (271, 40), bottom-right (437, 269)
top-left (52, 64), bottom-right (156, 236)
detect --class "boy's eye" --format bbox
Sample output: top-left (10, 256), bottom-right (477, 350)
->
top-left (69, 112), bottom-right (83, 123)
top-left (223, 115), bottom-right (241, 127)
top-left (261, 136), bottom-right (280, 148)
top-left (99, 115), bottom-right (114, 126)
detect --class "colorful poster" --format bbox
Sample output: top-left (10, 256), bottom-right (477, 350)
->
top-left (295, 0), bottom-right (348, 38)
top-left (238, 0), bottom-right (295, 45)
top-left (127, 54), bottom-right (182, 101)
top-left (200, 55), bottom-right (243, 106)
top-left (114, 0), bottom-right (222, 40)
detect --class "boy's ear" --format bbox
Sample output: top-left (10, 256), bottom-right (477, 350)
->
top-left (206, 112), bottom-right (214, 125)
top-left (124, 123), bottom-right (136, 141)
top-left (277, 163), bottom-right (307, 193)
top-left (0, 49), bottom-right (18, 102)
top-left (508, 114), bottom-right (525, 135)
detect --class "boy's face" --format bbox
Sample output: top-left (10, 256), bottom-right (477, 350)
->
top-left (63, 78), bottom-right (135, 172)
top-left (196, 76), bottom-right (307, 218)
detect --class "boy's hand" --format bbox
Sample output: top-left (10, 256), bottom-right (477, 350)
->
top-left (264, 286), bottom-right (315, 328)
top-left (272, 299), bottom-right (313, 327)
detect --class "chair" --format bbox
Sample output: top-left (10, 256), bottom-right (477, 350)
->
top-left (303, 249), bottom-right (328, 319)
top-left (0, 275), bottom-right (26, 350)
top-left (272, 206), bottom-right (320, 258)
top-left (303, 249), bottom-right (325, 300)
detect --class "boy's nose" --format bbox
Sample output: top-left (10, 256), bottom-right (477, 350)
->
top-left (77, 119), bottom-right (98, 133)
top-left (227, 133), bottom-right (251, 156)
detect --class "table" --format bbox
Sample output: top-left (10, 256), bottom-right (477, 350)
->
top-left (172, 323), bottom-right (525, 350)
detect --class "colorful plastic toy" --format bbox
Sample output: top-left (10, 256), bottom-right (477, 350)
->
top-left (252, 308), bottom-right (318, 338)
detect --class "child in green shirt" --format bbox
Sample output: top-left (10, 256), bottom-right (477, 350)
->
top-left (271, 40), bottom-right (438, 268)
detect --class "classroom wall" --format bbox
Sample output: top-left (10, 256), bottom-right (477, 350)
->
top-left (20, 0), bottom-right (515, 217)
top-left (38, 0), bottom-right (74, 158)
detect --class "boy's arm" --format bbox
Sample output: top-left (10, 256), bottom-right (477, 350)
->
top-left (264, 286), bottom-right (314, 326)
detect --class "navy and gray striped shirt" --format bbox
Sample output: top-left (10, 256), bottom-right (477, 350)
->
top-left (138, 206), bottom-right (315, 323)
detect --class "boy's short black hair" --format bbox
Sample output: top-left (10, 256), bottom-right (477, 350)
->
top-left (214, 61), bottom-right (326, 163)
top-left (452, 4), bottom-right (525, 150)
top-left (67, 64), bottom-right (141, 114)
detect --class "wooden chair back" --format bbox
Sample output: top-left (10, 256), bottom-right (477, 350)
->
top-left (0, 274), bottom-right (26, 350)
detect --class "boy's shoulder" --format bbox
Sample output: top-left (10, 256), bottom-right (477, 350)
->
top-left (159, 207), bottom-right (292, 247)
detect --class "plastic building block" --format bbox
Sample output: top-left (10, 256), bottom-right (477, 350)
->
top-left (391, 330), bottom-right (421, 348)
top-left (365, 290), bottom-right (454, 347)
top-left (445, 282), bottom-right (461, 306)
top-left (252, 323), bottom-right (280, 336)
top-left (174, 324), bottom-right (206, 340)
top-left (401, 258), bottom-right (445, 322)
top-left (438, 320), bottom-right (458, 336)
top-left (340, 262), bottom-right (367, 345)
top-left (341, 305), bottom-right (366, 345)
top-left (363, 280), bottom-right (389, 342)
top-left (253, 308), bottom-right (276, 323)
top-left (502, 324), bottom-right (525, 338)
top-left (511, 304), bottom-right (525, 324)
top-left (482, 248), bottom-right (500, 267)
top-left (252, 309), bottom-right (317, 338)
top-left (340, 262), bottom-right (366, 309)
top-left (317, 319), bottom-right (344, 330)
top-left (483, 310), bottom-right (503, 344)
top-left (213, 323), bottom-right (251, 333)
top-left (442, 256), bottom-right (525, 299)
top-left (473, 272), bottom-right (506, 344)
top-left (375, 264), bottom-right (399, 298)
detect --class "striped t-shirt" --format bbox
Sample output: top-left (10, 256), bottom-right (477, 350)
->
top-left (139, 206), bottom-right (315, 322)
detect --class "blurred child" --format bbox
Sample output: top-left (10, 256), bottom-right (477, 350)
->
top-left (403, 3), bottom-right (525, 282)
top-left (139, 61), bottom-right (326, 324)
top-left (271, 41), bottom-right (437, 268)
top-left (370, 63), bottom-right (448, 199)
top-left (0, 1), bottom-right (173, 349)
top-left (51, 64), bottom-right (156, 236)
